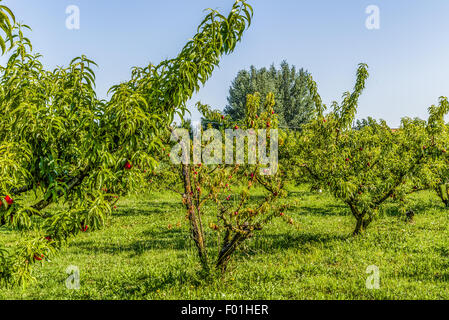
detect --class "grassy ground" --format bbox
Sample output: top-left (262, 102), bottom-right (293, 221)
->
top-left (1, 185), bottom-right (449, 300)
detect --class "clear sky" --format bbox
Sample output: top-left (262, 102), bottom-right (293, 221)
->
top-left (3, 0), bottom-right (449, 127)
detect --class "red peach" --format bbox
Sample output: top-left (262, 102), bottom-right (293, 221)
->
top-left (5, 195), bottom-right (13, 205)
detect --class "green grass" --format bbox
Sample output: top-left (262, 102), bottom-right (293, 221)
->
top-left (1, 185), bottom-right (449, 300)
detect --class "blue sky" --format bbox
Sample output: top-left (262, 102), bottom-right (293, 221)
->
top-left (4, 0), bottom-right (449, 127)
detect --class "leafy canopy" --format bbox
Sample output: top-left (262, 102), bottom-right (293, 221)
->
top-left (0, 0), bottom-right (253, 287)
top-left (293, 63), bottom-right (449, 235)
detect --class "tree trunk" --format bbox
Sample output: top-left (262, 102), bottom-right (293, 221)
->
top-left (353, 214), bottom-right (374, 235)
top-left (348, 201), bottom-right (375, 236)
top-left (436, 185), bottom-right (449, 208)
top-left (348, 202), bottom-right (372, 236)
top-left (216, 232), bottom-right (248, 273)
top-left (182, 164), bottom-right (209, 272)
top-left (349, 202), bottom-right (363, 236)
top-left (353, 217), bottom-right (364, 236)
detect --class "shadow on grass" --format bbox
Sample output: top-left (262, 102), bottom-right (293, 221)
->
top-left (250, 232), bottom-right (350, 254)
top-left (111, 266), bottom-right (210, 298)
top-left (74, 229), bottom-right (192, 256)
top-left (113, 206), bottom-right (179, 218)
top-left (114, 200), bottom-right (182, 215)
top-left (412, 200), bottom-right (447, 214)
top-left (380, 198), bottom-right (445, 218)
top-left (296, 205), bottom-right (349, 217)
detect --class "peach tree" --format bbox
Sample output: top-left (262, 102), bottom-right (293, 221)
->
top-left (293, 63), bottom-right (449, 235)
top-left (157, 92), bottom-right (294, 274)
top-left (0, 0), bottom-right (254, 286)
top-left (407, 121), bottom-right (449, 208)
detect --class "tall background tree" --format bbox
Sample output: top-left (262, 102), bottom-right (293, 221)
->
top-left (224, 60), bottom-right (315, 129)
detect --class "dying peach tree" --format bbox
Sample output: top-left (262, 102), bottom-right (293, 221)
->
top-left (156, 92), bottom-right (294, 274)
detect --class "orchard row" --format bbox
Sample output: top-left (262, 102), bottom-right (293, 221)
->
top-left (1, 1), bottom-right (448, 287)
